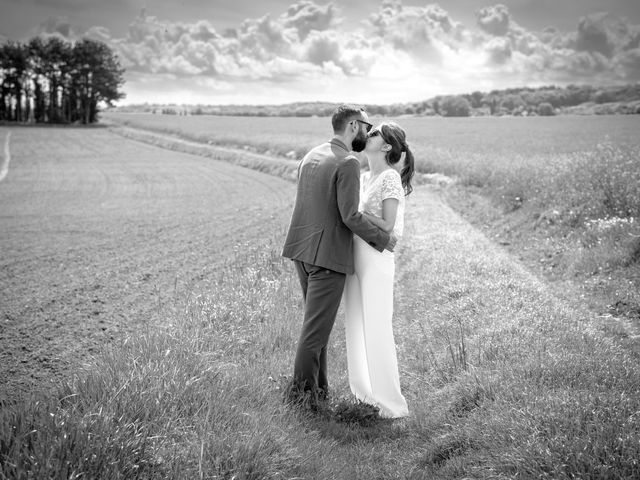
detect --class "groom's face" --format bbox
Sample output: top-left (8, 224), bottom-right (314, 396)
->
top-left (351, 117), bottom-right (372, 152)
top-left (351, 126), bottom-right (368, 152)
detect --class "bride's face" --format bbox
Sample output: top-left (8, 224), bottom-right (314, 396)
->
top-left (365, 128), bottom-right (386, 156)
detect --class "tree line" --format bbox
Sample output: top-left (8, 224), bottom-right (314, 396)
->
top-left (1, 37), bottom-right (125, 124)
top-left (116, 83), bottom-right (640, 118)
top-left (412, 83), bottom-right (640, 117)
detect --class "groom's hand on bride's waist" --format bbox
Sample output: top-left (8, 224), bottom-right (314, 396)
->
top-left (385, 233), bottom-right (397, 252)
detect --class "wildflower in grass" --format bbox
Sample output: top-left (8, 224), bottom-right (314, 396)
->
top-left (585, 216), bottom-right (635, 233)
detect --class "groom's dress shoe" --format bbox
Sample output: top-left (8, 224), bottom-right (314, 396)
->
top-left (283, 382), bottom-right (331, 415)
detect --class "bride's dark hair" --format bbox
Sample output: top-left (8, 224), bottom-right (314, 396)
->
top-left (378, 122), bottom-right (415, 195)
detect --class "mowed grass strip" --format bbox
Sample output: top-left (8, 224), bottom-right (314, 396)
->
top-left (2, 151), bottom-right (640, 477)
top-left (111, 124), bottom-right (300, 181)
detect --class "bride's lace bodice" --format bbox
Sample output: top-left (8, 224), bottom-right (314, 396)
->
top-left (360, 169), bottom-right (405, 237)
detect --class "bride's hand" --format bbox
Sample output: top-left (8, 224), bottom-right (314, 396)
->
top-left (385, 233), bottom-right (397, 252)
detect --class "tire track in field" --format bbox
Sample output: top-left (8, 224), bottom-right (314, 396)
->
top-left (0, 130), bottom-right (11, 182)
top-left (0, 127), bottom-right (295, 402)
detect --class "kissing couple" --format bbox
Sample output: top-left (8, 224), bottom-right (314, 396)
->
top-left (282, 104), bottom-right (415, 418)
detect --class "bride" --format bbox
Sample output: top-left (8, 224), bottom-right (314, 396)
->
top-left (343, 121), bottom-right (415, 418)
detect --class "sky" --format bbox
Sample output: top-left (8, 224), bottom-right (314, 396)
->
top-left (1, 0), bottom-right (639, 105)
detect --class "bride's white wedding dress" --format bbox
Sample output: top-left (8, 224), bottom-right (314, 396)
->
top-left (343, 168), bottom-right (409, 418)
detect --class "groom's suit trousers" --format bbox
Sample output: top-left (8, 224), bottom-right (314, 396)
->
top-left (292, 260), bottom-right (346, 393)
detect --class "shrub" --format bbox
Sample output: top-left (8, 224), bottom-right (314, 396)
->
top-left (440, 96), bottom-right (471, 117)
top-left (537, 102), bottom-right (555, 116)
top-left (500, 94), bottom-right (526, 114)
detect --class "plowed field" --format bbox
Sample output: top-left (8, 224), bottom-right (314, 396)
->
top-left (0, 126), bottom-right (294, 401)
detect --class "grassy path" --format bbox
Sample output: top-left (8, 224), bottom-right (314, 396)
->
top-left (1, 126), bottom-right (638, 478)
top-left (323, 186), bottom-right (640, 478)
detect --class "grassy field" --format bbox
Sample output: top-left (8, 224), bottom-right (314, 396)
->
top-left (102, 112), bottom-right (640, 157)
top-left (2, 117), bottom-right (640, 478)
top-left (105, 112), bottom-right (640, 319)
top-left (102, 113), bottom-right (640, 220)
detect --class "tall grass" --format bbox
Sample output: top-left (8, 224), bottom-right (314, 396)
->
top-left (436, 138), bottom-right (640, 316)
top-left (438, 141), bottom-right (640, 222)
top-left (1, 244), bottom-right (304, 479)
top-left (393, 194), bottom-right (640, 479)
top-left (3, 188), bottom-right (640, 478)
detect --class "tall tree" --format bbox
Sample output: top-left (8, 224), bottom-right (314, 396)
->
top-left (0, 44), bottom-right (8, 121)
top-left (2, 42), bottom-right (29, 121)
top-left (72, 39), bottom-right (125, 124)
top-left (42, 37), bottom-right (70, 123)
top-left (28, 37), bottom-right (47, 123)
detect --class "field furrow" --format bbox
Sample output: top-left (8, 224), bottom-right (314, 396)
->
top-left (0, 127), bottom-right (295, 401)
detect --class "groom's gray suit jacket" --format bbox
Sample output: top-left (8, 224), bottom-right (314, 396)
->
top-left (282, 138), bottom-right (390, 275)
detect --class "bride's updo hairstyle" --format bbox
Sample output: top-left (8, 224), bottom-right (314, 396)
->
top-left (377, 122), bottom-right (415, 195)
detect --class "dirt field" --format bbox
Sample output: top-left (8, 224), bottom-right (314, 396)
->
top-left (0, 126), bottom-right (295, 402)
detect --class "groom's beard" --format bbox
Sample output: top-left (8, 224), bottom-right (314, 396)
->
top-left (351, 131), bottom-right (367, 152)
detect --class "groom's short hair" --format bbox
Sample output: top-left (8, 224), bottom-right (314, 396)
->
top-left (332, 105), bottom-right (365, 134)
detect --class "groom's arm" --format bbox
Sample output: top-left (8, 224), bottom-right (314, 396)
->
top-left (336, 157), bottom-right (392, 252)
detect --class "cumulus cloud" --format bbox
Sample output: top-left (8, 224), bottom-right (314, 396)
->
top-left (36, 16), bottom-right (76, 38)
top-left (304, 31), bottom-right (341, 66)
top-left (106, 1), bottom-right (347, 82)
top-left (466, 5), bottom-right (640, 87)
top-left (30, 0), bottom-right (128, 7)
top-left (368, 1), bottom-right (468, 63)
top-left (24, 0), bottom-right (640, 104)
top-left (572, 12), bottom-right (640, 60)
top-left (616, 48), bottom-right (640, 78)
top-left (282, 0), bottom-right (338, 40)
top-left (476, 4), bottom-right (511, 36)
top-left (84, 25), bottom-right (113, 43)
top-left (576, 12), bottom-right (618, 57)
top-left (485, 36), bottom-right (512, 64)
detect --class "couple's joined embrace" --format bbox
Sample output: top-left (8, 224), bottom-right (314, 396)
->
top-left (282, 105), bottom-right (415, 418)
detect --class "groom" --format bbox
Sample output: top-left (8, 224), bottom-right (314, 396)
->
top-left (282, 104), bottom-right (396, 408)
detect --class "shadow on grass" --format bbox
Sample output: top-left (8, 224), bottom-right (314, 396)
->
top-left (278, 375), bottom-right (409, 444)
top-left (289, 399), bottom-right (406, 444)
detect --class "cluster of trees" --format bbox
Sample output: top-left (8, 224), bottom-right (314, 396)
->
top-left (1, 37), bottom-right (125, 124)
top-left (115, 83), bottom-right (640, 118)
top-left (128, 102), bottom-right (341, 118)
top-left (414, 84), bottom-right (640, 117)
